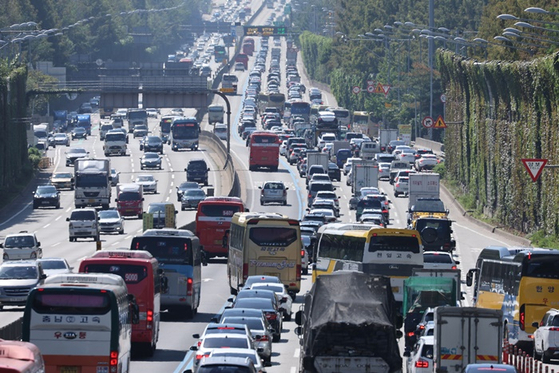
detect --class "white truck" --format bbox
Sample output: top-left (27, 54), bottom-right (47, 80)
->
top-left (408, 172), bottom-right (440, 210)
top-left (351, 160), bottom-right (379, 194)
top-left (360, 141), bottom-right (381, 160)
top-left (379, 129), bottom-right (398, 152)
top-left (306, 151), bottom-right (329, 173)
top-left (103, 130), bottom-right (127, 156)
top-left (74, 159), bottom-right (112, 209)
top-left (434, 307), bottom-right (503, 373)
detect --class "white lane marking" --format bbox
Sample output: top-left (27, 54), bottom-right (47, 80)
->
top-left (293, 348), bottom-right (299, 358)
top-left (55, 216), bottom-right (61, 221)
top-left (453, 222), bottom-right (513, 245)
top-left (0, 201), bottom-right (32, 227)
top-left (43, 224), bottom-right (50, 229)
top-left (52, 242), bottom-right (60, 247)
top-left (111, 241), bottom-right (120, 246)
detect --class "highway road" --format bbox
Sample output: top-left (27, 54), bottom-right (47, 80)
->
top-left (0, 2), bottom-right (533, 373)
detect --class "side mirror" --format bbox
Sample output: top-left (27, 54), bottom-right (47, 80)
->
top-left (37, 242), bottom-right (41, 247)
top-left (258, 186), bottom-right (262, 189)
top-left (189, 345), bottom-right (198, 351)
top-left (295, 310), bottom-right (303, 326)
top-left (207, 168), bottom-right (210, 171)
top-left (192, 333), bottom-right (200, 339)
top-left (532, 321), bottom-right (539, 328)
top-left (115, 199), bottom-right (118, 203)
top-left (466, 268), bottom-right (476, 287)
top-left (403, 350), bottom-right (411, 357)
top-left (295, 326), bottom-right (303, 336)
top-left (286, 187), bottom-right (289, 190)
top-left (40, 274), bottom-right (47, 280)
top-left (66, 217), bottom-right (70, 222)
top-left (396, 330), bottom-right (403, 339)
top-left (455, 260), bottom-right (461, 265)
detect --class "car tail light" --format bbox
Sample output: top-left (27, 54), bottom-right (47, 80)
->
top-left (395, 183), bottom-right (400, 187)
top-left (419, 324), bottom-right (425, 330)
top-left (147, 309), bottom-right (153, 323)
top-left (284, 190), bottom-right (287, 196)
top-left (407, 331), bottom-right (415, 337)
top-left (415, 359), bottom-right (429, 368)
top-left (187, 278), bottom-right (193, 296)
top-left (110, 351), bottom-right (118, 366)
top-left (266, 312), bottom-right (277, 320)
top-left (452, 266), bottom-right (457, 270)
top-left (301, 250), bottom-right (305, 257)
top-left (257, 335), bottom-right (269, 342)
top-left (520, 304), bottom-right (526, 330)
top-left (196, 353), bottom-right (210, 360)
top-left (243, 263), bottom-right (249, 280)
top-left (550, 328), bottom-right (559, 331)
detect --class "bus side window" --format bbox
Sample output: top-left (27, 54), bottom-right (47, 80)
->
top-left (127, 294), bottom-right (140, 324)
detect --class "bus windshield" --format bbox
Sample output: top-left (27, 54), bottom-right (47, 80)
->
top-left (249, 228), bottom-right (298, 246)
top-left (523, 255), bottom-right (559, 279)
top-left (200, 204), bottom-right (241, 217)
top-left (368, 235), bottom-right (421, 253)
top-left (83, 264), bottom-right (148, 284)
top-left (172, 124), bottom-right (199, 139)
top-left (251, 135), bottom-right (278, 144)
top-left (269, 94), bottom-right (285, 103)
top-left (128, 110), bottom-right (147, 120)
top-left (132, 237), bottom-right (192, 265)
top-left (32, 292), bottom-right (111, 314)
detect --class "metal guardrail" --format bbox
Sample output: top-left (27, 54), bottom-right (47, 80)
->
top-left (35, 76), bottom-right (210, 92)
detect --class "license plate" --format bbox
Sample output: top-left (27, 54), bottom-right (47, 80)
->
top-left (61, 367), bottom-right (79, 373)
top-left (9, 297), bottom-right (24, 302)
top-left (391, 287), bottom-right (400, 293)
top-left (88, 199), bottom-right (95, 203)
top-left (42, 201), bottom-right (49, 204)
top-left (262, 157), bottom-right (268, 160)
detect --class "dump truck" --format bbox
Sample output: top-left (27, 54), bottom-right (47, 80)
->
top-left (295, 271), bottom-right (403, 373)
top-left (434, 307), bottom-right (503, 373)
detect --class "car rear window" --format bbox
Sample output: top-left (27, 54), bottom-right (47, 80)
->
top-left (423, 253), bottom-right (452, 263)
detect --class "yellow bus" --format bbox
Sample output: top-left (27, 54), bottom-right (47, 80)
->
top-left (352, 110), bottom-right (379, 136)
top-left (313, 223), bottom-right (423, 303)
top-left (466, 248), bottom-right (559, 350)
top-left (23, 273), bottom-right (132, 373)
top-left (228, 212), bottom-right (302, 296)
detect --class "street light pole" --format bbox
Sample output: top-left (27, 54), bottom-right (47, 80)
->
top-left (429, 0), bottom-right (434, 140)
top-left (212, 90), bottom-right (232, 168)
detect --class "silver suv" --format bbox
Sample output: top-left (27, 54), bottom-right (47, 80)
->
top-left (67, 208), bottom-right (100, 242)
top-left (259, 181), bottom-right (288, 205)
top-left (0, 260), bottom-right (46, 309)
top-left (0, 231), bottom-right (42, 260)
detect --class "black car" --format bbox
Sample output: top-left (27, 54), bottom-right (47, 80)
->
top-left (327, 162), bottom-right (341, 182)
top-left (142, 136), bottom-right (164, 154)
top-left (33, 185), bottom-right (60, 209)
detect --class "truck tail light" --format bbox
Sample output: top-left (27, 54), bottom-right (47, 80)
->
top-left (296, 265), bottom-right (301, 281)
top-left (147, 309), bottom-right (153, 323)
top-left (520, 304), bottom-right (526, 330)
top-left (301, 250), bottom-right (305, 257)
top-left (258, 334), bottom-right (269, 342)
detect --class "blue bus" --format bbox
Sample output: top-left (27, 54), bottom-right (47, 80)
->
top-left (131, 228), bottom-right (202, 318)
top-left (170, 117), bottom-right (200, 151)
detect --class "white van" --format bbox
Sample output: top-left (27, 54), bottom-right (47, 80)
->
top-left (360, 141), bottom-right (380, 160)
top-left (213, 123), bottom-right (227, 140)
top-left (208, 105), bottom-right (224, 124)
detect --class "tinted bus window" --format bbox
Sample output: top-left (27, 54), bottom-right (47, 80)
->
top-left (132, 237), bottom-right (192, 265)
top-left (83, 264), bottom-right (148, 284)
top-left (32, 292), bottom-right (111, 314)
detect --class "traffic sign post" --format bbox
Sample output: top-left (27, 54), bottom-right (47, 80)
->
top-left (422, 116), bottom-right (434, 129)
top-left (440, 94), bottom-right (446, 103)
top-left (367, 85), bottom-right (375, 93)
top-left (381, 84), bottom-right (391, 98)
top-left (522, 159), bottom-right (548, 182)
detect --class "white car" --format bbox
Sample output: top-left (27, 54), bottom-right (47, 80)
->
top-left (423, 251), bottom-right (459, 270)
top-left (415, 154), bottom-right (439, 171)
top-left (208, 348), bottom-right (267, 372)
top-left (533, 309), bottom-right (559, 363)
top-left (343, 157), bottom-right (362, 175)
top-left (279, 140), bottom-right (288, 156)
top-left (398, 149), bottom-right (417, 163)
top-left (191, 333), bottom-right (255, 368)
top-left (393, 176), bottom-right (409, 197)
top-left (37, 258), bottom-right (73, 276)
top-left (0, 232), bottom-right (42, 261)
top-left (407, 336), bottom-right (434, 373)
top-left (378, 162), bottom-right (391, 180)
top-left (98, 209), bottom-right (125, 235)
top-left (135, 174), bottom-right (158, 194)
top-left (250, 282), bottom-right (294, 321)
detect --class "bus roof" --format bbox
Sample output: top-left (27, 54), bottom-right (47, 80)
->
top-left (234, 212), bottom-right (295, 224)
top-left (317, 223), bottom-right (378, 233)
top-left (90, 250), bottom-right (154, 260)
top-left (0, 339), bottom-right (42, 362)
top-left (43, 273), bottom-right (126, 288)
top-left (200, 196), bottom-right (244, 204)
top-left (250, 130), bottom-right (278, 136)
top-left (353, 111), bottom-right (369, 115)
top-left (141, 228), bottom-right (196, 237)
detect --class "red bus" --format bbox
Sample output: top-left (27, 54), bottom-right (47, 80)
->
top-left (195, 197), bottom-right (247, 259)
top-left (249, 131), bottom-right (281, 171)
top-left (79, 250), bottom-right (162, 357)
top-left (235, 53), bottom-right (248, 69)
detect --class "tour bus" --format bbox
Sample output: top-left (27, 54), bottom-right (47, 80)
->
top-left (328, 107), bottom-right (351, 128)
top-left (131, 228), bottom-right (202, 318)
top-left (290, 101), bottom-right (312, 122)
top-left (248, 131), bottom-right (280, 172)
top-left (228, 212), bottom-right (302, 296)
top-left (313, 223), bottom-right (424, 303)
top-left (257, 93), bottom-right (286, 115)
top-left (0, 339), bottom-right (45, 373)
top-left (22, 273), bottom-right (133, 373)
top-left (79, 250), bottom-right (162, 356)
top-left (221, 74), bottom-right (239, 95)
top-left (466, 248), bottom-right (559, 350)
top-left (170, 117), bottom-right (200, 151)
top-left (353, 110), bottom-right (378, 137)
top-left (159, 115), bottom-right (174, 143)
top-left (195, 197), bottom-right (247, 259)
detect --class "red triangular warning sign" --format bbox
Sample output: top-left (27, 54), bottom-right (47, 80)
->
top-left (374, 83), bottom-right (384, 94)
top-left (434, 115), bottom-right (447, 128)
top-left (521, 158), bottom-right (548, 182)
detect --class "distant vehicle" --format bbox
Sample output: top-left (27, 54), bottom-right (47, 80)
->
top-left (37, 258), bottom-right (73, 276)
top-left (71, 126), bottom-right (87, 140)
top-left (50, 172), bottom-right (74, 190)
top-left (98, 209), bottom-right (125, 234)
top-left (140, 152), bottom-right (162, 170)
top-left (259, 181), bottom-right (288, 205)
top-left (0, 260), bottom-right (46, 308)
top-left (181, 189), bottom-right (207, 210)
top-left (135, 174), bottom-right (158, 194)
top-left (0, 231), bottom-right (43, 261)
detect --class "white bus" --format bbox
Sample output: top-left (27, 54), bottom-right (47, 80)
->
top-left (313, 223), bottom-right (424, 303)
top-left (22, 273), bottom-right (133, 373)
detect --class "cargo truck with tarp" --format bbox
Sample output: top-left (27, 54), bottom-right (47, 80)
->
top-left (295, 271), bottom-right (403, 373)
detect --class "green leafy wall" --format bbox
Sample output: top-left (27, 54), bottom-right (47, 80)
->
top-left (438, 50), bottom-right (559, 234)
top-left (0, 63), bottom-right (30, 191)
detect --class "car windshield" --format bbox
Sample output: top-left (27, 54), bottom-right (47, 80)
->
top-left (188, 162), bottom-right (207, 170)
top-left (137, 176), bottom-right (154, 182)
top-left (39, 260), bottom-right (67, 270)
top-left (147, 204), bottom-right (168, 213)
top-left (68, 148), bottom-right (87, 155)
top-left (53, 173), bottom-right (72, 179)
top-left (98, 210), bottom-right (119, 219)
top-left (186, 190), bottom-right (205, 197)
top-left (37, 186), bottom-right (57, 193)
top-left (4, 236), bottom-right (34, 248)
top-left (179, 182), bottom-right (199, 190)
top-left (0, 266), bottom-right (37, 279)
top-left (144, 154), bottom-right (159, 159)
